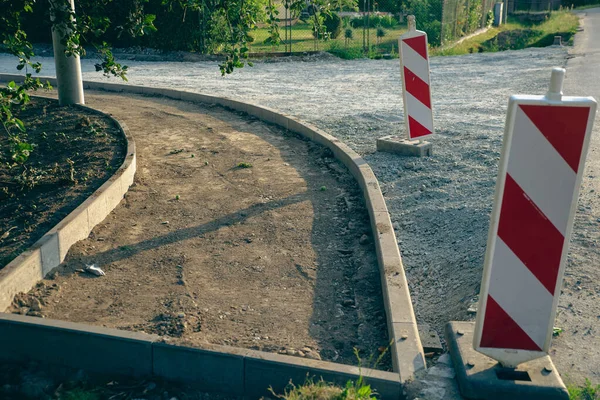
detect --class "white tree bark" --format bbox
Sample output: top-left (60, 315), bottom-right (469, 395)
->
top-left (50, 0), bottom-right (85, 105)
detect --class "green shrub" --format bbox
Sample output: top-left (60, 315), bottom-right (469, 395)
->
top-left (350, 15), bottom-right (398, 29)
top-left (328, 41), bottom-right (364, 59)
top-left (323, 12), bottom-right (343, 39)
top-left (423, 20), bottom-right (442, 46)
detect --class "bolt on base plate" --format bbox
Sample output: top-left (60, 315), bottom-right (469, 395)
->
top-left (445, 321), bottom-right (568, 400)
top-left (376, 136), bottom-right (432, 157)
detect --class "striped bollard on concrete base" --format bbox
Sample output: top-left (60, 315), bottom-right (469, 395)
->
top-left (446, 68), bottom-right (597, 400)
top-left (377, 15), bottom-right (433, 157)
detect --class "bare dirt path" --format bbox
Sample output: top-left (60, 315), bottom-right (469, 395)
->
top-left (13, 91), bottom-right (391, 370)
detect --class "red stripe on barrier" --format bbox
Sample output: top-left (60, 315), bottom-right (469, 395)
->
top-left (498, 175), bottom-right (564, 294)
top-left (408, 116), bottom-right (431, 138)
top-left (404, 67), bottom-right (431, 109)
top-left (402, 35), bottom-right (428, 60)
top-left (520, 105), bottom-right (590, 173)
top-left (480, 295), bottom-right (542, 351)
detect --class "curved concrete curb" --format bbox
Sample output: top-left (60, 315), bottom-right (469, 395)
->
top-left (0, 313), bottom-right (402, 398)
top-left (0, 74), bottom-right (425, 382)
top-left (0, 88), bottom-right (136, 312)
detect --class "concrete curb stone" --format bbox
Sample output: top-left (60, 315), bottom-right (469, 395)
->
top-left (0, 77), bottom-right (136, 312)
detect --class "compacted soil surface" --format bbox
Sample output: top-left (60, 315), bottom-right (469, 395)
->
top-left (9, 91), bottom-right (391, 370)
top-left (0, 97), bottom-right (125, 268)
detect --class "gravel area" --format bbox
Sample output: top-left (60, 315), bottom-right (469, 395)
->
top-left (4, 45), bottom-right (599, 389)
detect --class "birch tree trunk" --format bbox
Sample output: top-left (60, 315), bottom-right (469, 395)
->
top-left (50, 0), bottom-right (85, 105)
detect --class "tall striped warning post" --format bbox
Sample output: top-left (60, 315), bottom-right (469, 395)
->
top-left (445, 68), bottom-right (597, 400)
top-left (377, 15), bottom-right (434, 157)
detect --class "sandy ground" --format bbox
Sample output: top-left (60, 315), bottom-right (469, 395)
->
top-left (2, 21), bottom-right (600, 389)
top-left (10, 91), bottom-right (391, 370)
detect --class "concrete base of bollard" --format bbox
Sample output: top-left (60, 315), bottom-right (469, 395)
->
top-left (553, 36), bottom-right (562, 46)
top-left (376, 136), bottom-right (432, 157)
top-left (445, 322), bottom-right (569, 400)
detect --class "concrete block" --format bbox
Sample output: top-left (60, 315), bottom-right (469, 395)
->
top-left (102, 176), bottom-right (125, 212)
top-left (0, 314), bottom-right (156, 377)
top-left (104, 83), bottom-right (129, 93)
top-left (418, 323), bottom-right (443, 354)
top-left (310, 128), bottom-right (339, 149)
top-left (329, 142), bottom-right (363, 178)
top-left (153, 343), bottom-right (245, 396)
top-left (178, 90), bottom-right (203, 104)
top-left (120, 158), bottom-right (136, 189)
top-left (287, 118), bottom-right (316, 141)
top-left (39, 233), bottom-right (60, 276)
top-left (362, 178), bottom-right (389, 214)
top-left (213, 97), bottom-right (236, 111)
top-left (446, 321), bottom-right (569, 400)
top-left (377, 136), bottom-right (432, 157)
top-left (255, 107), bottom-right (290, 131)
top-left (83, 80), bottom-right (105, 91)
top-left (392, 322), bottom-right (426, 382)
top-left (55, 205), bottom-right (91, 261)
top-left (0, 251), bottom-right (43, 311)
top-left (86, 192), bottom-right (109, 229)
top-left (244, 350), bottom-right (403, 400)
top-left (152, 87), bottom-right (182, 100)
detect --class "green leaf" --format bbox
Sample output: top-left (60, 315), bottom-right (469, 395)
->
top-left (357, 385), bottom-right (371, 397)
top-left (14, 118), bottom-right (26, 132)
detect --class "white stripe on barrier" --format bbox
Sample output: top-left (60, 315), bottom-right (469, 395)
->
top-left (488, 238), bottom-right (554, 349)
top-left (507, 108), bottom-right (576, 235)
top-left (405, 91), bottom-right (434, 131)
top-left (401, 42), bottom-right (430, 84)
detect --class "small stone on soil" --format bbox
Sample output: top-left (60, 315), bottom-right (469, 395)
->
top-left (359, 234), bottom-right (370, 245)
top-left (342, 299), bottom-right (355, 307)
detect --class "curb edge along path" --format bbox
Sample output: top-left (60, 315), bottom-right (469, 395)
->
top-left (553, 7), bottom-right (600, 386)
top-left (0, 74), bottom-right (426, 386)
top-left (0, 101), bottom-right (136, 312)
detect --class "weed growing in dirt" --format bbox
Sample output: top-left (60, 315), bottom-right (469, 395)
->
top-left (320, 186), bottom-right (327, 191)
top-left (269, 376), bottom-right (376, 400)
top-left (237, 162), bottom-right (253, 168)
top-left (553, 326), bottom-right (563, 337)
top-left (268, 347), bottom-right (391, 399)
top-left (568, 379), bottom-right (600, 400)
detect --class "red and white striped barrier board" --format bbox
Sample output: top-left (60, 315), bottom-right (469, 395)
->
top-left (399, 16), bottom-right (433, 140)
top-left (473, 68), bottom-right (597, 367)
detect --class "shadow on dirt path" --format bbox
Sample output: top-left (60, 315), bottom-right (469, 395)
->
top-left (13, 91), bottom-right (392, 370)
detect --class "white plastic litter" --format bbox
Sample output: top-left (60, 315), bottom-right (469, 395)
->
top-left (84, 264), bottom-right (105, 276)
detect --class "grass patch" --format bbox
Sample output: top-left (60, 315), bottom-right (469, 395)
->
top-left (573, 2), bottom-right (600, 10)
top-left (270, 376), bottom-right (376, 400)
top-left (568, 379), bottom-right (600, 400)
top-left (249, 21), bottom-right (405, 57)
top-left (431, 9), bottom-right (579, 56)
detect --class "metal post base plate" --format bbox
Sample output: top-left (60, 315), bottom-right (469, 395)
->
top-left (445, 321), bottom-right (568, 400)
top-left (376, 136), bottom-right (432, 157)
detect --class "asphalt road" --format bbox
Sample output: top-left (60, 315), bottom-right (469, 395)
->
top-left (551, 6), bottom-right (600, 386)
